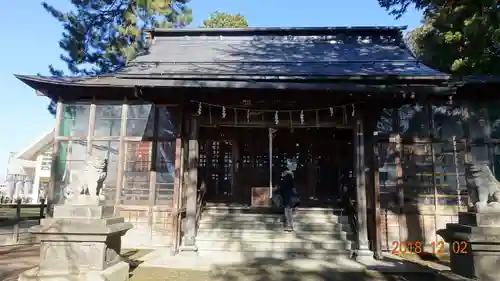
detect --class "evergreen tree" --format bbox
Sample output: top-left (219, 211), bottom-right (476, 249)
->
top-left (378, 0), bottom-right (500, 75)
top-left (201, 11), bottom-right (248, 28)
top-left (44, 0), bottom-right (192, 76)
top-left (44, 0), bottom-right (192, 114)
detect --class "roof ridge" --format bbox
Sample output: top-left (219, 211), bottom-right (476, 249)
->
top-left (148, 26), bottom-right (407, 38)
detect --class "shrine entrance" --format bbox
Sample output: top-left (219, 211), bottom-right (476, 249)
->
top-left (198, 126), bottom-right (354, 208)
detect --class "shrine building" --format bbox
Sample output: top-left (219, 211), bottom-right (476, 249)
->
top-left (15, 26), bottom-right (500, 259)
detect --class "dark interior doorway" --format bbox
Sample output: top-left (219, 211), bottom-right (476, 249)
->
top-left (198, 127), bottom-right (354, 207)
top-left (272, 128), bottom-right (353, 207)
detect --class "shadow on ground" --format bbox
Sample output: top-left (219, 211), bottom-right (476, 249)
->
top-left (209, 257), bottom-right (455, 281)
top-left (0, 245), bottom-right (39, 281)
top-left (133, 254), bottom-right (464, 281)
top-left (120, 249), bottom-right (153, 277)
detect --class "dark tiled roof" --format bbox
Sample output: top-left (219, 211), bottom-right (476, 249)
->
top-left (124, 27), bottom-right (445, 77)
top-left (15, 27), bottom-right (451, 92)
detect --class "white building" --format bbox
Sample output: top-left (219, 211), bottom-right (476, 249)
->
top-left (5, 129), bottom-right (53, 203)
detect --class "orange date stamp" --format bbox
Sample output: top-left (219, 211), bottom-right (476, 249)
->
top-left (391, 240), bottom-right (468, 255)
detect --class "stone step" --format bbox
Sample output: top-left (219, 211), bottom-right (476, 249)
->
top-left (196, 237), bottom-right (353, 252)
top-left (200, 213), bottom-right (348, 224)
top-left (203, 206), bottom-right (346, 216)
top-left (196, 228), bottom-right (352, 241)
top-left (198, 219), bottom-right (352, 233)
top-left (196, 249), bottom-right (355, 262)
top-left (197, 249), bottom-right (353, 260)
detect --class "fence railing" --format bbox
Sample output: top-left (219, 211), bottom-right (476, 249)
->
top-left (0, 199), bottom-right (46, 245)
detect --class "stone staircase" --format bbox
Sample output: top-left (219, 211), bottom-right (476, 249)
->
top-left (196, 206), bottom-right (355, 260)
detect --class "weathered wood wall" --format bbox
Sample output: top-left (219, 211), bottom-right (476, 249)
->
top-left (378, 207), bottom-right (463, 253)
top-left (372, 102), bottom-right (498, 254)
top-left (118, 206), bottom-right (174, 249)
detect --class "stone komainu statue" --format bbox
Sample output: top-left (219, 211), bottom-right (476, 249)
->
top-left (64, 157), bottom-right (108, 200)
top-left (465, 163), bottom-right (500, 212)
top-left (85, 157), bottom-right (108, 196)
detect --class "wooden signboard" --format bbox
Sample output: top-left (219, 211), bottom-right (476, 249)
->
top-left (251, 187), bottom-right (270, 207)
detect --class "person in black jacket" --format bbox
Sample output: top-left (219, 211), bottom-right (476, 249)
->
top-left (279, 169), bottom-right (299, 232)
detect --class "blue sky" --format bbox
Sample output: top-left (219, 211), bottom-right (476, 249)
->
top-left (0, 0), bottom-right (422, 180)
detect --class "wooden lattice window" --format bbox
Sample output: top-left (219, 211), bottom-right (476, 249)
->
top-left (122, 142), bottom-right (152, 204)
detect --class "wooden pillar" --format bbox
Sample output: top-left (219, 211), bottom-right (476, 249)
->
top-left (115, 100), bottom-right (128, 206)
top-left (180, 117), bottom-right (199, 253)
top-left (48, 100), bottom-right (63, 217)
top-left (149, 106), bottom-right (159, 206)
top-left (148, 106), bottom-right (159, 243)
top-left (363, 112), bottom-right (381, 259)
top-left (353, 111), bottom-right (375, 263)
top-left (373, 142), bottom-right (382, 259)
top-left (86, 102), bottom-right (96, 157)
top-left (171, 132), bottom-right (184, 254)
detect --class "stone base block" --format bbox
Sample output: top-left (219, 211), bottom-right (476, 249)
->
top-left (458, 212), bottom-right (500, 226)
top-left (53, 205), bottom-right (115, 219)
top-left (352, 249), bottom-right (376, 265)
top-left (18, 261), bottom-right (129, 281)
top-left (63, 195), bottom-right (104, 207)
top-left (439, 218), bottom-right (500, 281)
top-left (449, 241), bottom-right (500, 281)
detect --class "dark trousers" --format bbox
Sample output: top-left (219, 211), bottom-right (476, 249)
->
top-left (284, 206), bottom-right (294, 228)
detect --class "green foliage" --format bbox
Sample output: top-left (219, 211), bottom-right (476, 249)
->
top-left (43, 0), bottom-right (192, 76)
top-left (201, 11), bottom-right (248, 28)
top-left (43, 0), bottom-right (192, 115)
top-left (379, 0), bottom-right (500, 75)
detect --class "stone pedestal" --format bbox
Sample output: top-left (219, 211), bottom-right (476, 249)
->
top-left (18, 199), bottom-right (133, 281)
top-left (437, 212), bottom-right (500, 281)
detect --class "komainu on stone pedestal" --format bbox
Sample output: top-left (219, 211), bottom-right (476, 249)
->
top-left (437, 163), bottom-right (500, 281)
top-left (64, 157), bottom-right (109, 205)
top-left (18, 157), bottom-right (133, 281)
top-left (465, 163), bottom-right (500, 213)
